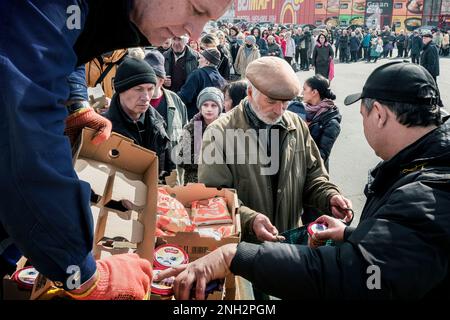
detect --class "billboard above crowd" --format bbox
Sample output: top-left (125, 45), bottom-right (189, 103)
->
top-left (233, 0), bottom-right (447, 30)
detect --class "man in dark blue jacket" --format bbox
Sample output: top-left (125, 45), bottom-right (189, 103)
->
top-left (178, 48), bottom-right (227, 119)
top-left (0, 0), bottom-right (232, 299)
top-left (158, 62), bottom-right (450, 300)
top-left (410, 30), bottom-right (424, 64)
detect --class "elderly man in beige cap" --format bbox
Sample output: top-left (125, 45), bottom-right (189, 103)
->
top-left (197, 56), bottom-right (353, 243)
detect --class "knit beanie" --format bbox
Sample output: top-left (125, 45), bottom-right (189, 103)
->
top-left (144, 50), bottom-right (166, 78)
top-left (200, 48), bottom-right (222, 67)
top-left (114, 58), bottom-right (157, 94)
top-left (245, 35), bottom-right (257, 45)
top-left (196, 87), bottom-right (224, 112)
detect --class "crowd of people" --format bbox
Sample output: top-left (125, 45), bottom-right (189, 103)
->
top-left (1, 0), bottom-right (449, 301)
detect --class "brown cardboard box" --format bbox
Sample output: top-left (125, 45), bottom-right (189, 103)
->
top-left (155, 184), bottom-right (242, 300)
top-left (157, 184), bottom-right (241, 261)
top-left (73, 128), bottom-right (158, 262)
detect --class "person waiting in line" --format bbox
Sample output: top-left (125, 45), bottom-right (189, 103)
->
top-left (176, 87), bottom-right (224, 184)
top-left (103, 58), bottom-right (173, 181)
top-left (223, 80), bottom-right (248, 112)
top-left (144, 50), bottom-right (188, 149)
top-left (177, 48), bottom-right (227, 120)
top-left (302, 75), bottom-right (341, 171)
top-left (200, 33), bottom-right (232, 81)
top-left (234, 35), bottom-right (261, 80)
top-left (312, 33), bottom-right (334, 80)
top-left (267, 35), bottom-right (283, 58)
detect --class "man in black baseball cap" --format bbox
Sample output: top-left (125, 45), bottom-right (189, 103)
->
top-left (344, 60), bottom-right (442, 107)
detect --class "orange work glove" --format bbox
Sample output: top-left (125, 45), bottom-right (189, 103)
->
top-left (68, 254), bottom-right (152, 300)
top-left (64, 107), bottom-right (112, 146)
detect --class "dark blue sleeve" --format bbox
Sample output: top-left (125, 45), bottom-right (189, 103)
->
top-left (177, 70), bottom-right (201, 106)
top-left (67, 65), bottom-right (89, 102)
top-left (0, 0), bottom-right (96, 288)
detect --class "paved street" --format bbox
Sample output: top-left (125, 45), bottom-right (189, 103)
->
top-left (297, 56), bottom-right (450, 225)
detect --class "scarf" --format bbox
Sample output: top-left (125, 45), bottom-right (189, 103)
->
top-left (244, 45), bottom-right (253, 58)
top-left (305, 99), bottom-right (335, 122)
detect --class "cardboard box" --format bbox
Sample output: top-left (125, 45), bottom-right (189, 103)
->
top-left (156, 184), bottom-right (241, 261)
top-left (154, 184), bottom-right (242, 300)
top-left (74, 128), bottom-right (158, 262)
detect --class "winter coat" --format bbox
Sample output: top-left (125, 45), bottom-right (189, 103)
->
top-left (104, 94), bottom-right (172, 174)
top-left (163, 46), bottom-right (199, 91)
top-left (230, 117), bottom-right (450, 300)
top-left (176, 113), bottom-right (208, 184)
top-left (396, 34), bottom-right (406, 47)
top-left (160, 89), bottom-right (189, 147)
top-left (217, 44), bottom-right (232, 80)
top-left (349, 36), bottom-right (360, 51)
top-left (255, 36), bottom-right (269, 56)
top-left (267, 42), bottom-right (283, 58)
top-left (307, 106), bottom-right (342, 169)
top-left (177, 66), bottom-right (227, 119)
top-left (198, 100), bottom-right (341, 241)
top-left (339, 35), bottom-right (349, 49)
top-left (362, 34), bottom-right (372, 47)
top-left (234, 45), bottom-right (261, 78)
top-left (312, 43), bottom-right (334, 79)
top-left (370, 39), bottom-right (382, 57)
top-left (285, 38), bottom-right (296, 58)
top-left (421, 41), bottom-right (440, 77)
top-left (410, 35), bottom-right (423, 55)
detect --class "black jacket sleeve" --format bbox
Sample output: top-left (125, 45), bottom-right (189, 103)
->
top-left (230, 241), bottom-right (369, 299)
top-left (317, 118), bottom-right (341, 161)
top-left (231, 179), bottom-right (450, 300)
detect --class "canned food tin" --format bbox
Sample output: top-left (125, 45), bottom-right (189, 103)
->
top-left (12, 266), bottom-right (39, 290)
top-left (154, 244), bottom-right (189, 270)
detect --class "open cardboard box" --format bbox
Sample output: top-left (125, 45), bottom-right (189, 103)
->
top-left (73, 128), bottom-right (158, 262)
top-left (154, 184), bottom-right (241, 300)
top-left (156, 184), bottom-right (241, 261)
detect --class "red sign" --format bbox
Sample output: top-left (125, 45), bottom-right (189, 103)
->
top-left (234, 0), bottom-right (317, 24)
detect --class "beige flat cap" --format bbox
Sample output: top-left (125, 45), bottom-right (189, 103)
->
top-left (245, 57), bottom-right (300, 100)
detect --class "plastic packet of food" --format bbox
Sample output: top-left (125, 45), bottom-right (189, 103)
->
top-left (191, 197), bottom-right (232, 226)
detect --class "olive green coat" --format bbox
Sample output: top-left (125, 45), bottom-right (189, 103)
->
top-left (198, 101), bottom-right (341, 241)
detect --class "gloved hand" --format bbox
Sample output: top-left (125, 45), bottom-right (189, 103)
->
top-left (68, 254), bottom-right (152, 300)
top-left (65, 106), bottom-right (112, 146)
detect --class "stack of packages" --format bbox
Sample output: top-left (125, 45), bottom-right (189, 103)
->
top-left (156, 187), bottom-right (235, 241)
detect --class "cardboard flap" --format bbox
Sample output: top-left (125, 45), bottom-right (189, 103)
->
top-left (108, 171), bottom-right (147, 207)
top-left (104, 212), bottom-right (145, 243)
top-left (75, 159), bottom-right (112, 203)
top-left (80, 128), bottom-right (157, 174)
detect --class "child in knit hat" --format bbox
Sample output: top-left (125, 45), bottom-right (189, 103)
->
top-left (176, 87), bottom-right (224, 184)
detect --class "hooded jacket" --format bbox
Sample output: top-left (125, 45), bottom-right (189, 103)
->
top-left (231, 117), bottom-right (450, 300)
